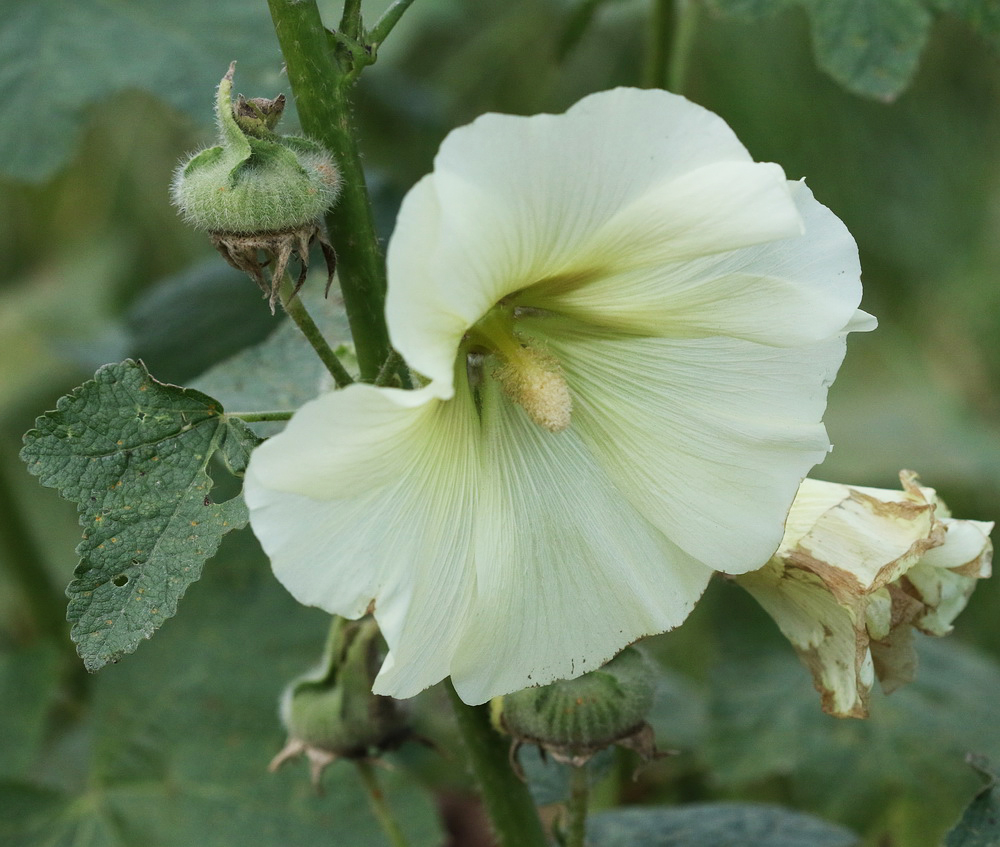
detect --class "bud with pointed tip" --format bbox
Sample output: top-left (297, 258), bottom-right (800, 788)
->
top-left (269, 617), bottom-right (411, 787)
top-left (171, 63), bottom-right (340, 312)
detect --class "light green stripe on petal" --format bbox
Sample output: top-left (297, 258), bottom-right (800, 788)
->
top-left (245, 379), bottom-right (482, 699)
top-left (527, 181), bottom-right (861, 346)
top-left (385, 87), bottom-right (805, 387)
top-left (540, 326), bottom-right (845, 574)
top-left (449, 379), bottom-right (712, 705)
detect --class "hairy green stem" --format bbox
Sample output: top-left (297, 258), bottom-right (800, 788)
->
top-left (369, 0), bottom-right (419, 45)
top-left (445, 680), bottom-right (549, 847)
top-left (280, 284), bottom-right (355, 388)
top-left (566, 764), bottom-right (590, 847)
top-left (339, 0), bottom-right (364, 40)
top-left (268, 0), bottom-right (392, 381)
top-left (356, 760), bottom-right (410, 847)
top-left (226, 410), bottom-right (295, 423)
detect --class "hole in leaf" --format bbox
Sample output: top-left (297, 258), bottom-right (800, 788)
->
top-left (112, 574), bottom-right (129, 587)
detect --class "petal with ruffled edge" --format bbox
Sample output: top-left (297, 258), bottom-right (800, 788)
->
top-left (524, 181), bottom-right (865, 347)
top-left (449, 379), bottom-right (712, 704)
top-left (386, 88), bottom-right (804, 389)
top-left (537, 321), bottom-right (849, 574)
top-left (244, 381), bottom-right (481, 699)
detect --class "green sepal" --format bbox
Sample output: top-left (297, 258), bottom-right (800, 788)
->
top-left (20, 360), bottom-right (261, 671)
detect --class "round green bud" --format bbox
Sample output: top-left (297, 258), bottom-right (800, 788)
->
top-left (500, 647), bottom-right (657, 765)
top-left (269, 618), bottom-right (410, 786)
top-left (171, 62), bottom-right (340, 234)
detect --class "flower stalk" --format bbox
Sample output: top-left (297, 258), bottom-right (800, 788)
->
top-left (279, 277), bottom-right (355, 388)
top-left (445, 680), bottom-right (549, 847)
top-left (268, 0), bottom-right (392, 381)
top-left (356, 760), bottom-right (410, 847)
top-left (565, 764), bottom-right (590, 847)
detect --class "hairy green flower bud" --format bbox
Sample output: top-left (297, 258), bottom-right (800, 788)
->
top-left (499, 647), bottom-right (661, 768)
top-left (171, 63), bottom-right (340, 312)
top-left (269, 617), bottom-right (411, 787)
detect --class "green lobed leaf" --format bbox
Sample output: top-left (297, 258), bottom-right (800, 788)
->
top-left (945, 757), bottom-right (1000, 847)
top-left (0, 0), bottom-right (282, 183)
top-left (709, 0), bottom-right (1000, 100)
top-left (20, 360), bottom-right (260, 671)
top-left (587, 803), bottom-right (859, 846)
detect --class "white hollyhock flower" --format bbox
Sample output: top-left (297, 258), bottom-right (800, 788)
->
top-left (735, 472), bottom-right (993, 718)
top-left (244, 88), bottom-right (875, 704)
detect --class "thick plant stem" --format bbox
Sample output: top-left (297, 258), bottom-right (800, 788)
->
top-left (280, 285), bottom-right (355, 388)
top-left (356, 760), bottom-right (410, 847)
top-left (268, 0), bottom-right (391, 382)
top-left (668, 0), bottom-right (699, 94)
top-left (566, 765), bottom-right (590, 847)
top-left (445, 680), bottom-right (549, 847)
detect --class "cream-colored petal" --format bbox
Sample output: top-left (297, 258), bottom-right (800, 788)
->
top-left (736, 560), bottom-right (874, 718)
top-left (539, 323), bottom-right (845, 574)
top-left (244, 380), bottom-right (481, 699)
top-left (385, 88), bottom-right (802, 385)
top-left (524, 181), bottom-right (861, 346)
top-left (448, 379), bottom-right (712, 705)
top-left (905, 517), bottom-right (993, 636)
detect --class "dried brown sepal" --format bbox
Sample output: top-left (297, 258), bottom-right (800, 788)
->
top-left (209, 222), bottom-right (336, 314)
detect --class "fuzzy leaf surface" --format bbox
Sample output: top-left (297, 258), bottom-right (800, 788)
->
top-left (21, 360), bottom-right (260, 670)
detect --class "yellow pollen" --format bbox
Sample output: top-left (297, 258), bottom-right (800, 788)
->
top-left (495, 351), bottom-right (572, 432)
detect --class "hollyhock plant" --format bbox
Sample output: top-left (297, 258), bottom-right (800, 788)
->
top-left (736, 472), bottom-right (993, 717)
top-left (244, 87), bottom-right (875, 705)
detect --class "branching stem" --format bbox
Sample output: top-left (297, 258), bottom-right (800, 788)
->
top-left (268, 0), bottom-right (392, 381)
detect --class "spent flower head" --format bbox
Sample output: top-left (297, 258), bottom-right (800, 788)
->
top-left (735, 472), bottom-right (993, 717)
top-left (245, 88), bottom-right (875, 704)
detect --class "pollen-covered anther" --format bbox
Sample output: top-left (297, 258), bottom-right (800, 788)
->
top-left (495, 347), bottom-right (572, 432)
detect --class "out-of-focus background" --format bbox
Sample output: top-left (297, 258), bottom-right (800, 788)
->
top-left (2, 2), bottom-right (1000, 845)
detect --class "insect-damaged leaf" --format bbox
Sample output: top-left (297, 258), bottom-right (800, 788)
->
top-left (21, 360), bottom-right (260, 670)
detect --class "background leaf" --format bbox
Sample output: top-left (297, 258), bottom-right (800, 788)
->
top-left (0, 0), bottom-right (284, 183)
top-left (708, 0), bottom-right (1000, 99)
top-left (20, 360), bottom-right (259, 670)
top-left (0, 533), bottom-right (444, 847)
top-left (587, 803), bottom-right (859, 847)
top-left (945, 757), bottom-right (1000, 847)
top-left (704, 601), bottom-right (1000, 847)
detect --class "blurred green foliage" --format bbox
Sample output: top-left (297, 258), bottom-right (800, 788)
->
top-left (2, 1), bottom-right (1000, 845)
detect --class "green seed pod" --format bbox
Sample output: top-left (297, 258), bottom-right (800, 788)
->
top-left (500, 647), bottom-right (661, 767)
top-left (269, 617), bottom-right (411, 787)
top-left (171, 63), bottom-right (340, 312)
